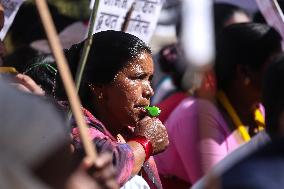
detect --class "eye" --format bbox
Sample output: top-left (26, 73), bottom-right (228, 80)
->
top-left (137, 74), bottom-right (146, 80)
top-left (130, 73), bottom-right (147, 80)
top-left (149, 75), bottom-right (153, 82)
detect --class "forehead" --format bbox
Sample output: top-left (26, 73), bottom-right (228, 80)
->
top-left (224, 12), bottom-right (250, 27)
top-left (121, 53), bottom-right (154, 74)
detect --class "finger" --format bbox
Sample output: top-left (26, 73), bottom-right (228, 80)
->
top-left (93, 165), bottom-right (116, 181)
top-left (14, 74), bottom-right (45, 95)
top-left (94, 152), bottom-right (113, 169)
top-left (10, 83), bottom-right (32, 93)
top-left (137, 116), bottom-right (152, 127)
top-left (15, 74), bottom-right (37, 89)
top-left (104, 179), bottom-right (119, 189)
top-left (81, 157), bottom-right (94, 170)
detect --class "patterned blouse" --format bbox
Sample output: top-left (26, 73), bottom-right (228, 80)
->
top-left (71, 107), bottom-right (163, 189)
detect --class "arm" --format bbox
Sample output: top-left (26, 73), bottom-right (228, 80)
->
top-left (72, 116), bottom-right (168, 186)
top-left (172, 99), bottom-right (229, 183)
top-left (198, 100), bottom-right (230, 174)
top-left (127, 141), bottom-right (146, 175)
top-left (73, 131), bottom-right (136, 186)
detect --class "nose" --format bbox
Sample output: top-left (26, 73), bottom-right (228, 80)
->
top-left (143, 81), bottom-right (154, 99)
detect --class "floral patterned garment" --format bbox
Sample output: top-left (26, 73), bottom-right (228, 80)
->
top-left (71, 107), bottom-right (163, 189)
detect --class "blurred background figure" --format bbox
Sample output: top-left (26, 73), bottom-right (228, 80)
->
top-left (151, 2), bottom-right (250, 107)
top-left (218, 54), bottom-right (284, 189)
top-left (154, 22), bottom-right (282, 189)
top-left (0, 79), bottom-right (118, 189)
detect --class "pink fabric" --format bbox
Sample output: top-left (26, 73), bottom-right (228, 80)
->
top-left (157, 92), bottom-right (187, 123)
top-left (154, 97), bottom-right (240, 185)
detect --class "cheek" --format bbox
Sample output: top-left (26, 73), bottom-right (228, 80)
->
top-left (116, 80), bottom-right (142, 100)
top-left (109, 81), bottom-right (142, 108)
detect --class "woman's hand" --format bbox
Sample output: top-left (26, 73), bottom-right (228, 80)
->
top-left (134, 116), bottom-right (169, 155)
top-left (65, 153), bottom-right (118, 189)
top-left (12, 74), bottom-right (45, 95)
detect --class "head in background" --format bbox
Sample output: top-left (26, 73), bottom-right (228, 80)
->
top-left (175, 2), bottom-right (250, 40)
top-left (7, 2), bottom-right (76, 51)
top-left (215, 23), bottom-right (282, 104)
top-left (158, 44), bottom-right (186, 91)
top-left (3, 46), bottom-right (39, 73)
top-left (24, 55), bottom-right (57, 96)
top-left (173, 3), bottom-right (250, 97)
top-left (214, 3), bottom-right (250, 37)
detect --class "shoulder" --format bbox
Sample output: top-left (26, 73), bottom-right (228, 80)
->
top-left (169, 97), bottom-right (220, 120)
top-left (166, 97), bottom-right (228, 136)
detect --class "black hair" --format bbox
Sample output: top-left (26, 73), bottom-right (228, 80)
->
top-left (62, 30), bottom-right (150, 112)
top-left (8, 2), bottom-right (77, 49)
top-left (263, 53), bottom-right (284, 138)
top-left (24, 55), bottom-right (57, 96)
top-left (215, 23), bottom-right (282, 90)
top-left (2, 46), bottom-right (39, 73)
top-left (175, 3), bottom-right (249, 39)
top-left (65, 30), bottom-right (151, 85)
top-left (158, 43), bottom-right (186, 90)
top-left (25, 31), bottom-right (151, 112)
top-left (214, 3), bottom-right (250, 37)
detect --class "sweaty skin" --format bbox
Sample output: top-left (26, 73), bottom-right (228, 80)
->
top-left (96, 52), bottom-right (155, 136)
top-left (92, 52), bottom-right (169, 176)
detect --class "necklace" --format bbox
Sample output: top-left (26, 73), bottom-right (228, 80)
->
top-left (217, 90), bottom-right (265, 142)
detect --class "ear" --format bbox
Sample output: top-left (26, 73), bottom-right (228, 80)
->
top-left (89, 83), bottom-right (103, 96)
top-left (236, 64), bottom-right (250, 77)
top-left (89, 83), bottom-right (110, 101)
top-left (236, 64), bottom-right (252, 86)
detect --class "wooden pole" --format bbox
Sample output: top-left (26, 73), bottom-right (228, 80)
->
top-left (35, 0), bottom-right (97, 161)
top-left (75, 0), bottom-right (100, 92)
top-left (121, 3), bottom-right (135, 32)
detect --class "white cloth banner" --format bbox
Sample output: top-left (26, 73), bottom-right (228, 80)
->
top-left (90, 0), bottom-right (164, 43)
top-left (255, 0), bottom-right (284, 48)
top-left (0, 0), bottom-right (25, 40)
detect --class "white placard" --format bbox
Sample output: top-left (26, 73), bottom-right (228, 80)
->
top-left (90, 0), bottom-right (96, 9)
top-left (255, 0), bottom-right (284, 48)
top-left (90, 0), bottom-right (164, 43)
top-left (0, 0), bottom-right (25, 40)
top-left (181, 0), bottom-right (215, 68)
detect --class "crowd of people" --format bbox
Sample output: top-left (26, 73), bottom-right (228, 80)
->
top-left (1, 1), bottom-right (284, 189)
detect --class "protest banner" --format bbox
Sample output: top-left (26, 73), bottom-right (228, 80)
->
top-left (90, 0), bottom-right (164, 43)
top-left (255, 0), bottom-right (284, 48)
top-left (0, 0), bottom-right (25, 40)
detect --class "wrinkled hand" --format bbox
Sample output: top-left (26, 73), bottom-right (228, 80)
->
top-left (65, 153), bottom-right (118, 189)
top-left (134, 116), bottom-right (169, 154)
top-left (90, 153), bottom-right (118, 189)
top-left (12, 74), bottom-right (45, 95)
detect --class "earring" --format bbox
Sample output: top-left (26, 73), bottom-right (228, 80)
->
top-left (98, 92), bottom-right (103, 99)
top-left (89, 84), bottom-right (94, 91)
top-left (244, 77), bottom-right (250, 86)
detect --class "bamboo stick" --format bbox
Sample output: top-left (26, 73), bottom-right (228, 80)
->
top-left (35, 0), bottom-right (97, 161)
top-left (75, 0), bottom-right (100, 92)
top-left (121, 2), bottom-right (135, 32)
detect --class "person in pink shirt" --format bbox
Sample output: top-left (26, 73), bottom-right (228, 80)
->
top-left (154, 23), bottom-right (282, 188)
